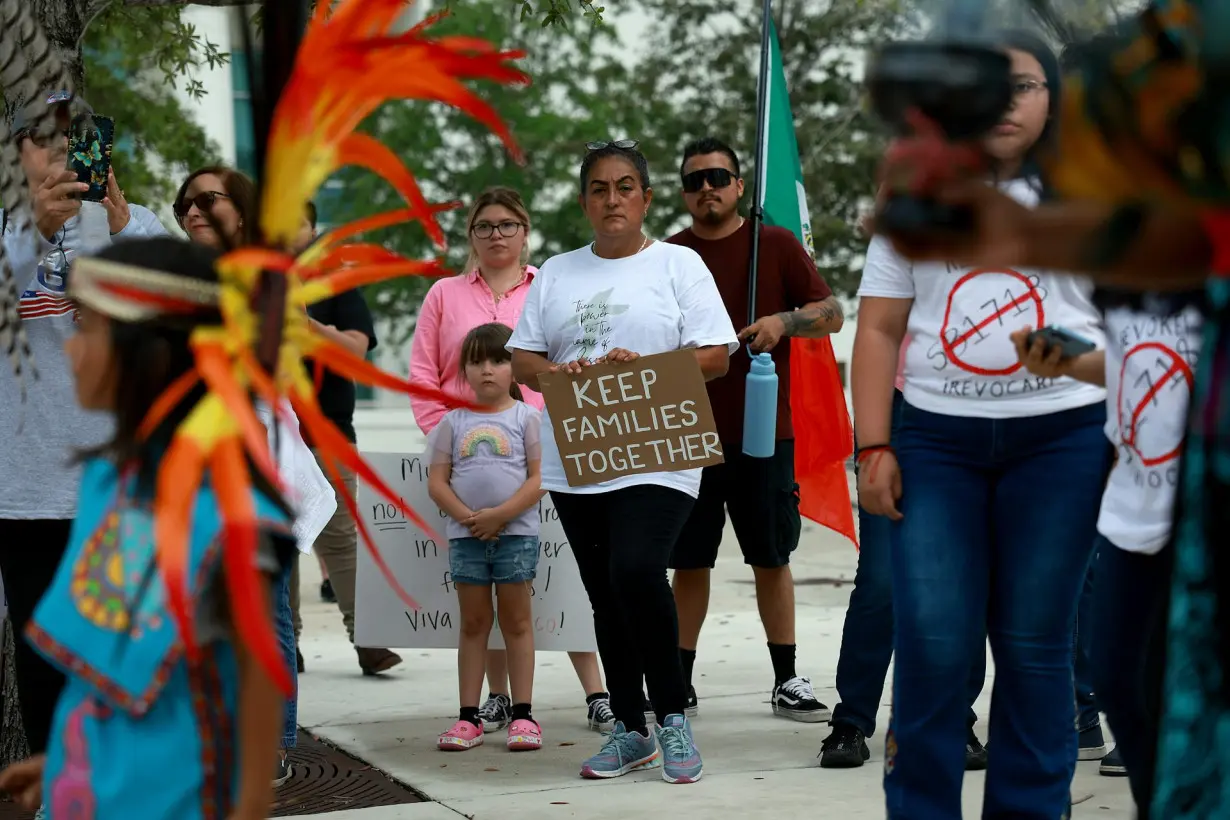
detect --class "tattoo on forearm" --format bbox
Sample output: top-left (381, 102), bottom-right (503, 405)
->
top-left (776, 297), bottom-right (843, 337)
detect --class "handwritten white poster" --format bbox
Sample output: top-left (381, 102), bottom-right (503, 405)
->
top-left (354, 452), bottom-right (597, 652)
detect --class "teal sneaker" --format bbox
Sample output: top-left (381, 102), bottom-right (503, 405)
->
top-left (656, 714), bottom-right (703, 783)
top-left (579, 721), bottom-right (660, 779)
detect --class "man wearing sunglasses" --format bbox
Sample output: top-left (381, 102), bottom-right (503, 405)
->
top-left (666, 137), bottom-right (844, 724)
top-left (0, 91), bottom-right (166, 794)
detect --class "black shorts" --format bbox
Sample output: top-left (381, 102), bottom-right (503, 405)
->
top-left (669, 439), bottom-right (801, 570)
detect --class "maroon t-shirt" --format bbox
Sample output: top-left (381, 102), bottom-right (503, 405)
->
top-left (667, 220), bottom-right (832, 443)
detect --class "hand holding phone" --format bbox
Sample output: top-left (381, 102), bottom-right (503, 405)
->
top-left (67, 114), bottom-right (114, 203)
top-left (1025, 325), bottom-right (1097, 360)
top-left (1012, 325), bottom-right (1097, 380)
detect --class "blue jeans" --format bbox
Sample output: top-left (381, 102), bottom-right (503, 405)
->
top-left (276, 561), bottom-right (298, 749)
top-left (834, 390), bottom-right (984, 738)
top-left (448, 535), bottom-right (539, 586)
top-left (885, 400), bottom-right (1108, 820)
top-left (1074, 548), bottom-right (1100, 733)
top-left (1090, 536), bottom-right (1171, 815)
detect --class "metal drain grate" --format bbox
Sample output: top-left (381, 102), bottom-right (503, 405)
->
top-left (0, 730), bottom-right (424, 819)
top-left (0, 798), bottom-right (31, 820)
top-left (274, 729), bottom-right (425, 816)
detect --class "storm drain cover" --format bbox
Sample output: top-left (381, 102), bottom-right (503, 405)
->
top-left (0, 799), bottom-right (30, 820)
top-left (0, 730), bottom-right (424, 818)
top-left (274, 729), bottom-right (425, 816)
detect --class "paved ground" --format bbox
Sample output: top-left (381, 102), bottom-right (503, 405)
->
top-left (291, 472), bottom-right (1135, 819)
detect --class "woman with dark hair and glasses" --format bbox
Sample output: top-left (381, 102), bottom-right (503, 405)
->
top-left (173, 165), bottom-right (258, 249)
top-left (508, 140), bottom-right (737, 784)
top-left (410, 186), bottom-right (615, 734)
top-left (853, 32), bottom-right (1109, 817)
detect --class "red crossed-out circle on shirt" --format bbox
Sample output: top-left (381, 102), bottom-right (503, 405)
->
top-left (940, 269), bottom-right (1045, 376)
top-left (1117, 341), bottom-right (1195, 467)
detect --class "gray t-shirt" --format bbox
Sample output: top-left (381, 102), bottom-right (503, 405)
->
top-left (427, 402), bottom-right (542, 541)
top-left (0, 202), bottom-right (168, 518)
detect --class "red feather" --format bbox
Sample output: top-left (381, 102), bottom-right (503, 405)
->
top-left (212, 438), bottom-right (294, 696)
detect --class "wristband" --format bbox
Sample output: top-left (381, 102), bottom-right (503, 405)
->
top-left (856, 444), bottom-right (893, 463)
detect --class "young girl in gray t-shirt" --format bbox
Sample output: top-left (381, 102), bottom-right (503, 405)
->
top-left (427, 323), bottom-right (544, 752)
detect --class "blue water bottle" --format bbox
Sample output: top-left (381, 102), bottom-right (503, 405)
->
top-left (742, 352), bottom-right (778, 458)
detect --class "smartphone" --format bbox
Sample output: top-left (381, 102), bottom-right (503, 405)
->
top-left (68, 114), bottom-right (114, 203)
top-left (1026, 325), bottom-right (1097, 360)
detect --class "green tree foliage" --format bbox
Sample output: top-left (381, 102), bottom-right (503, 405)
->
top-left (328, 0), bottom-right (908, 337)
top-left (630, 0), bottom-right (906, 296)
top-left (322, 0), bottom-right (635, 335)
top-left (80, 4), bottom-right (227, 210)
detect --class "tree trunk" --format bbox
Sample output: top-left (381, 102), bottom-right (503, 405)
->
top-left (31, 0), bottom-right (88, 93)
top-left (0, 618), bottom-right (29, 769)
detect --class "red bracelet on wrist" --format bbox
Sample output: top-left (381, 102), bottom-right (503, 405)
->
top-left (856, 444), bottom-right (893, 463)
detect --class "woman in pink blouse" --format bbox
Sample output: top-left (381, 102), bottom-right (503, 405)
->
top-left (410, 187), bottom-right (614, 734)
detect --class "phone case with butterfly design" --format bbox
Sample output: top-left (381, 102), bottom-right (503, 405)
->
top-left (68, 114), bottom-right (115, 203)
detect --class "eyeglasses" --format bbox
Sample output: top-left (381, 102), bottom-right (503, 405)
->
top-left (174, 191), bottom-right (231, 221)
top-left (586, 139), bottom-right (639, 152)
top-left (1012, 79), bottom-right (1048, 97)
top-left (15, 129), bottom-right (69, 148)
top-left (681, 167), bottom-right (735, 194)
top-left (472, 220), bottom-right (524, 239)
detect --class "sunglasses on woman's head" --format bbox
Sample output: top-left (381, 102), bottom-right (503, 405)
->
top-left (174, 191), bottom-right (231, 220)
top-left (586, 139), bottom-right (639, 152)
top-left (681, 167), bottom-right (735, 194)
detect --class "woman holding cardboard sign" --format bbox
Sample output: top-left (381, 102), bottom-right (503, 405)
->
top-left (508, 140), bottom-right (738, 785)
top-left (410, 187), bottom-right (615, 736)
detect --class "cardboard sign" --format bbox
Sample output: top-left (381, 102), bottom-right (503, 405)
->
top-left (538, 349), bottom-right (724, 487)
top-left (353, 452), bottom-right (597, 652)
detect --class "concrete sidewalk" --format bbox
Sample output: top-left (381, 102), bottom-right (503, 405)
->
top-left (292, 508), bottom-right (1135, 819)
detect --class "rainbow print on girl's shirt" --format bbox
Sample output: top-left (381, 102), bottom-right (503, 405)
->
top-left (458, 425), bottom-right (513, 459)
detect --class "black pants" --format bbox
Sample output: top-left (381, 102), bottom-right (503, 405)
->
top-left (0, 518), bottom-right (71, 756)
top-left (551, 485), bottom-right (693, 729)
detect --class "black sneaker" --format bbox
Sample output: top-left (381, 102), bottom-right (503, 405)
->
top-left (320, 579), bottom-right (337, 603)
top-left (478, 692), bottom-right (511, 733)
top-left (966, 726), bottom-right (988, 771)
top-left (296, 648), bottom-right (305, 674)
top-left (273, 754), bottom-right (292, 787)
top-left (1078, 724), bottom-right (1108, 761)
top-left (684, 684), bottom-right (699, 717)
top-left (771, 676), bottom-right (831, 723)
top-left (1099, 746), bottom-right (1127, 777)
top-left (819, 723), bottom-right (871, 769)
top-left (586, 696), bottom-right (615, 733)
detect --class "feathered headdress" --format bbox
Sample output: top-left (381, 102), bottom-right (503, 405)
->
top-left (4, 0), bottom-right (528, 694)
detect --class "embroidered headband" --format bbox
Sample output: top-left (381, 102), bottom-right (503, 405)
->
top-left (68, 257), bottom-right (220, 323)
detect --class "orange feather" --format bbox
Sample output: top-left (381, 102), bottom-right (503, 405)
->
top-left (212, 438), bottom-right (294, 696)
top-left (154, 436), bottom-right (206, 663)
top-left (302, 336), bottom-right (475, 407)
top-left (338, 133), bottom-right (448, 248)
top-left (192, 342), bottom-right (280, 486)
top-left (290, 392), bottom-right (430, 612)
top-left (137, 370), bottom-right (200, 441)
top-left (302, 259), bottom-right (449, 301)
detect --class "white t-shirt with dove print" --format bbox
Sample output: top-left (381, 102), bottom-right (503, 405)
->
top-left (507, 241), bottom-right (739, 498)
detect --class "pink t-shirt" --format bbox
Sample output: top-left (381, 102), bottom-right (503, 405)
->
top-left (409, 266), bottom-right (545, 434)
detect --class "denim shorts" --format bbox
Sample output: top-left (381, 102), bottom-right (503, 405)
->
top-left (448, 534), bottom-right (539, 586)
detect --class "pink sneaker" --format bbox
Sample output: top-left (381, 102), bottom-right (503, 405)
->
top-left (438, 720), bottom-right (484, 751)
top-left (507, 718), bottom-right (543, 751)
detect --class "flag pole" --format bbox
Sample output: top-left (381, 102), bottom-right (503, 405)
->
top-left (740, 0), bottom-right (779, 461)
top-left (746, 0), bottom-right (774, 328)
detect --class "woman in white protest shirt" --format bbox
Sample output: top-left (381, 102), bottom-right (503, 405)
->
top-left (508, 140), bottom-right (736, 785)
top-left (1012, 289), bottom-right (1202, 815)
top-left (852, 32), bottom-right (1109, 818)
